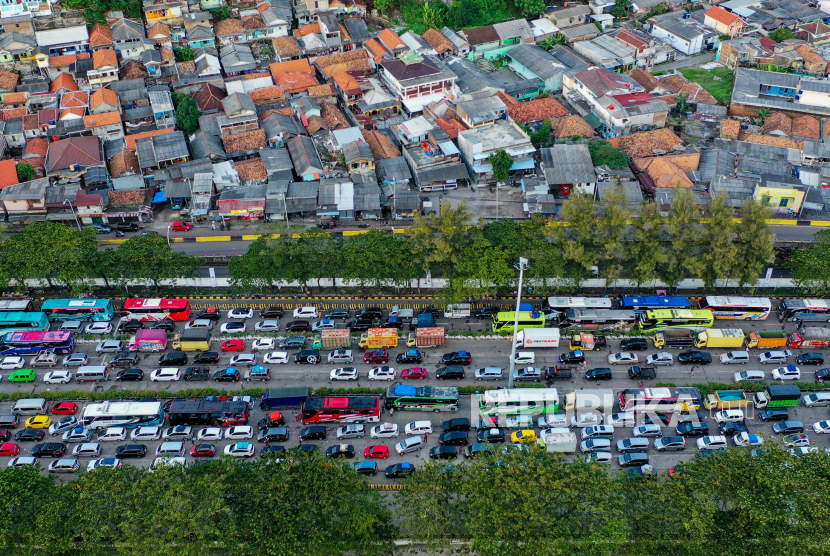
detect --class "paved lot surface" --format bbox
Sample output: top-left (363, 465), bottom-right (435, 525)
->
top-left (1, 308), bottom-right (828, 482)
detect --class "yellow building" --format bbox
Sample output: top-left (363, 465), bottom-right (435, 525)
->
top-left (753, 185), bottom-right (804, 214)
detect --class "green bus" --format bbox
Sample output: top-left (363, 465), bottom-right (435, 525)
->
top-left (477, 388), bottom-right (559, 416)
top-left (492, 311), bottom-right (546, 333)
top-left (639, 309), bottom-right (714, 332)
top-left (384, 385), bottom-right (459, 412)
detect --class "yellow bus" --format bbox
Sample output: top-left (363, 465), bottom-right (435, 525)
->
top-left (492, 311), bottom-right (546, 333)
top-left (639, 309), bottom-right (714, 332)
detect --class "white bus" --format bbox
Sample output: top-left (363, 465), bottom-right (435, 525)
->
top-left (81, 401), bottom-right (164, 429)
top-left (699, 296), bottom-right (771, 320)
top-left (477, 388), bottom-right (560, 417)
top-left (776, 299), bottom-right (830, 323)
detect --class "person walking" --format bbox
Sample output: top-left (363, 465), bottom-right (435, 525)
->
top-left (690, 366), bottom-right (696, 376)
top-left (422, 434), bottom-right (428, 443)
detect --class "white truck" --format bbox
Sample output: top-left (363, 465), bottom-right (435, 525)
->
top-left (537, 428), bottom-right (578, 453)
top-left (563, 389), bottom-right (616, 413)
top-left (443, 304), bottom-right (471, 318)
top-left (515, 328), bottom-right (560, 348)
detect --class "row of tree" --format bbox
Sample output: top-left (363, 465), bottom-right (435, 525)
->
top-left (3, 446), bottom-right (829, 556)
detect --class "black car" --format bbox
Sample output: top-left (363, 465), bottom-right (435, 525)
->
top-left (620, 338), bottom-right (649, 351)
top-left (261, 445), bottom-right (287, 456)
top-left (396, 350), bottom-right (423, 364)
top-left (115, 368), bottom-right (144, 381)
top-left (325, 444), bottom-right (356, 458)
top-left (675, 422), bottom-right (710, 437)
top-left (299, 426), bottom-right (327, 441)
top-left (585, 368), bottom-right (613, 381)
top-left (280, 337), bottom-right (307, 350)
top-left (116, 222), bottom-right (140, 232)
top-left (159, 352), bottom-right (187, 366)
top-left (346, 319), bottom-right (374, 331)
top-left (477, 428), bottom-right (506, 443)
top-left (382, 318), bottom-right (405, 329)
top-left (815, 369), bottom-right (830, 383)
top-left (213, 368), bottom-right (241, 382)
top-left (442, 351), bottom-right (472, 365)
top-left (31, 442), bottom-right (66, 458)
top-left (628, 366), bottom-right (656, 380)
top-left (193, 352), bottom-right (220, 364)
top-left (442, 418), bottom-right (471, 432)
top-left (324, 308), bottom-right (350, 320)
top-left (559, 351), bottom-right (586, 364)
top-left (356, 307), bottom-right (384, 320)
top-left (285, 321), bottom-right (311, 332)
top-left (678, 351), bottom-right (712, 364)
top-left (193, 307), bottom-right (222, 321)
top-left (429, 446), bottom-right (458, 459)
top-left (435, 366), bottom-right (466, 380)
top-left (260, 305), bottom-right (285, 318)
top-left (257, 414), bottom-right (286, 430)
top-left (15, 428), bottom-right (46, 442)
top-left (111, 352), bottom-right (141, 368)
top-left (438, 431), bottom-right (469, 446)
top-left (258, 427), bottom-right (290, 443)
top-left (385, 462), bottom-right (416, 478)
top-left (619, 452), bottom-right (650, 468)
top-left (642, 413), bottom-right (671, 426)
top-left (718, 421), bottom-right (748, 435)
top-left (293, 444), bottom-right (318, 454)
top-left (474, 306), bottom-right (501, 319)
top-left (295, 350), bottom-right (321, 364)
top-left (150, 318), bottom-right (176, 332)
top-left (772, 420), bottom-right (804, 435)
top-left (183, 367), bottom-right (211, 381)
top-left (117, 321), bottom-right (143, 334)
top-left (115, 444), bottom-right (147, 458)
top-left (797, 353), bottom-right (825, 366)
top-left (759, 408), bottom-right (790, 422)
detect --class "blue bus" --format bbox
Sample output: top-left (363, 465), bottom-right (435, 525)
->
top-left (620, 296), bottom-right (690, 311)
top-left (0, 312), bottom-right (49, 334)
top-left (41, 298), bottom-right (115, 322)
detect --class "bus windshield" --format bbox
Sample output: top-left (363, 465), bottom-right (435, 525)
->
top-left (41, 299), bottom-right (115, 322)
top-left (384, 385), bottom-right (459, 411)
top-left (699, 296), bottom-right (771, 320)
top-left (492, 311), bottom-right (545, 333)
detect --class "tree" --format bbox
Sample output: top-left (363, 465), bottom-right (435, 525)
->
top-left (228, 236), bottom-right (290, 292)
top-left (653, 2), bottom-right (666, 13)
top-left (528, 119), bottom-right (552, 148)
top-left (108, 232), bottom-right (202, 290)
top-left (674, 92), bottom-right (690, 114)
top-left (171, 91), bottom-right (201, 135)
top-left (488, 149), bottom-right (513, 182)
top-left (174, 46), bottom-right (196, 62)
top-left (15, 162), bottom-right (35, 183)
top-left (769, 27), bottom-right (797, 42)
top-left (373, 0), bottom-right (397, 13)
top-left (340, 230), bottom-right (418, 290)
top-left (513, 0), bottom-right (545, 15)
top-left (407, 200), bottom-right (475, 281)
top-left (612, 0), bottom-right (628, 18)
top-left (789, 229), bottom-right (830, 295)
top-left (733, 199), bottom-right (774, 290)
top-left (587, 140), bottom-right (629, 169)
top-left (455, 234), bottom-right (515, 299)
top-left (697, 192), bottom-right (738, 290)
top-left (660, 188), bottom-right (700, 289)
top-left (755, 108), bottom-right (771, 125)
top-left (210, 5), bottom-right (232, 20)
top-left (596, 184), bottom-right (631, 287)
top-left (627, 201), bottom-right (666, 287)
top-left (541, 34), bottom-right (565, 50)
top-left (553, 192), bottom-right (601, 279)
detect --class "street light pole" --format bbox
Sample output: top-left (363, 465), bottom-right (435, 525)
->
top-left (507, 257), bottom-right (530, 388)
top-left (166, 224), bottom-right (171, 247)
top-left (63, 199), bottom-right (81, 231)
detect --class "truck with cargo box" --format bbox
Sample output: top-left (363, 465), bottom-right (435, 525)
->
top-left (515, 328), bottom-right (561, 349)
top-left (406, 327), bottom-right (446, 349)
top-left (358, 328), bottom-right (399, 350)
top-left (443, 304), bottom-right (471, 318)
top-left (702, 390), bottom-right (749, 410)
top-left (788, 327), bottom-right (830, 349)
top-left (746, 331), bottom-right (788, 349)
top-left (171, 328), bottom-right (211, 352)
top-left (128, 329), bottom-right (167, 352)
top-left (694, 329), bottom-right (746, 349)
top-left (652, 329), bottom-right (695, 349)
top-left (259, 387), bottom-right (310, 410)
top-left (536, 428), bottom-right (578, 453)
top-left (314, 329), bottom-right (352, 350)
top-left (754, 385), bottom-right (801, 409)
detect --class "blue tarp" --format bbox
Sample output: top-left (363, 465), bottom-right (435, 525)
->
top-left (153, 191), bottom-right (167, 203)
top-left (393, 385), bottom-right (417, 396)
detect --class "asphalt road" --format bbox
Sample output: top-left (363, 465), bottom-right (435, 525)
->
top-left (1, 309), bottom-right (828, 482)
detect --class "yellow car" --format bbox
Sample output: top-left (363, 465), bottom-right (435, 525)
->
top-left (24, 415), bottom-right (52, 429)
top-left (510, 429), bottom-right (537, 444)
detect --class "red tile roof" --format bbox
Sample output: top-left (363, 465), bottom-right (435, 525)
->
top-left (0, 71), bottom-right (19, 92)
top-left (125, 127), bottom-right (175, 150)
top-left (220, 129), bottom-right (267, 154)
top-left (0, 159), bottom-right (19, 189)
top-left (294, 23), bottom-right (320, 37)
top-left (60, 91), bottom-right (89, 109)
top-left (507, 97), bottom-right (570, 124)
top-left (615, 30), bottom-right (648, 51)
top-left (90, 87), bottom-right (118, 110)
top-left (378, 29), bottom-right (404, 51)
top-left (89, 24), bottom-right (113, 47)
top-left (0, 108), bottom-right (25, 121)
top-left (93, 49), bottom-right (117, 69)
top-left (49, 54), bottom-right (78, 67)
top-left (24, 137), bottom-right (49, 157)
top-left (275, 72), bottom-right (319, 94)
top-left (269, 58), bottom-right (312, 79)
top-left (3, 92), bottom-right (27, 105)
top-left (84, 111), bottom-right (121, 128)
top-left (705, 6), bottom-right (742, 26)
top-left (215, 18), bottom-right (244, 36)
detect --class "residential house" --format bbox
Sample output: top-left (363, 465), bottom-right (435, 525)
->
top-left (447, 56), bottom-right (544, 101)
top-left (377, 28), bottom-right (407, 58)
top-left (0, 70), bottom-right (19, 93)
top-left (0, 33), bottom-right (36, 63)
top-left (189, 129), bottom-right (227, 160)
top-left (703, 6), bottom-right (745, 38)
top-left (376, 156), bottom-right (413, 193)
top-left (88, 48), bottom-right (118, 88)
top-left (45, 135), bottom-right (103, 178)
top-left (0, 0), bottom-right (51, 18)
top-left (574, 34), bottom-right (638, 72)
top-left (149, 90), bottom-right (175, 129)
top-left (795, 45), bottom-right (828, 75)
top-left (314, 10), bottom-right (342, 52)
top-left (110, 18), bottom-right (148, 60)
top-left (143, 1), bottom-right (183, 26)
top-left (632, 152), bottom-right (701, 189)
top-left (234, 158), bottom-right (268, 185)
top-left (421, 28), bottom-right (454, 58)
top-left (287, 134), bottom-right (324, 181)
top-left (89, 87), bottom-right (119, 114)
top-left (717, 37), bottom-right (774, 69)
top-left (0, 158), bottom-right (17, 189)
top-left (35, 25), bottom-right (89, 56)
top-left (0, 178), bottom-right (48, 223)
top-left (379, 53), bottom-right (458, 114)
top-left (120, 59), bottom-right (150, 80)
top-left (219, 92), bottom-right (258, 136)
top-left (456, 118), bottom-right (535, 183)
top-left (628, 68), bottom-right (671, 95)
top-left (730, 67), bottom-right (830, 118)
top-left (530, 18), bottom-right (559, 45)
top-left (547, 4), bottom-right (591, 29)
top-left (798, 21), bottom-right (830, 44)
top-left (558, 23), bottom-right (599, 44)
top-left (217, 184), bottom-right (266, 219)
top-left (261, 146), bottom-right (294, 181)
top-left (402, 136), bottom-right (470, 191)
top-left (221, 129), bottom-right (266, 159)
top-left (88, 24), bottom-right (113, 52)
top-left (455, 95), bottom-right (507, 128)
top-left (2, 117), bottom-right (25, 148)
top-left (272, 35), bottom-right (302, 61)
top-left (753, 183), bottom-right (805, 213)
top-left (441, 27), bottom-right (469, 56)
top-left (505, 43), bottom-right (566, 93)
top-left (363, 129), bottom-right (400, 160)
top-left (186, 25), bottom-right (215, 50)
top-left (261, 111), bottom-right (305, 146)
top-left (647, 12), bottom-right (718, 56)
top-left (460, 19), bottom-right (534, 59)
top-left (258, 3), bottom-right (291, 39)
top-left (84, 111), bottom-right (123, 141)
top-left (21, 136), bottom-right (48, 176)
top-left (655, 73), bottom-right (718, 105)
top-left (613, 29), bottom-right (676, 68)
top-left (194, 52), bottom-right (222, 77)
top-left (135, 130), bottom-right (189, 170)
top-left (59, 90), bottom-right (89, 121)
top-left (507, 97), bottom-right (570, 129)
top-left (540, 144), bottom-right (596, 195)
top-left (215, 18), bottom-right (245, 47)
top-left (549, 114), bottom-right (596, 140)
top-left (342, 140), bottom-right (374, 172)
top-left (141, 48), bottom-right (162, 78)
top-left (613, 128), bottom-right (684, 159)
top-left (220, 43), bottom-right (257, 76)
top-left (0, 16), bottom-right (34, 36)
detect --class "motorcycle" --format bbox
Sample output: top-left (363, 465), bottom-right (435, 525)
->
top-left (114, 231), bottom-right (125, 238)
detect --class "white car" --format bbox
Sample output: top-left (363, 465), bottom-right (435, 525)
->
top-left (224, 426), bottom-right (254, 440)
top-left (404, 421), bottom-right (432, 435)
top-left (72, 442), bottom-right (102, 457)
top-left (733, 370), bottom-right (765, 383)
top-left (608, 352), bottom-right (638, 365)
top-left (197, 427), bottom-right (224, 441)
top-left (263, 351), bottom-right (290, 364)
top-left (327, 349), bottom-right (353, 363)
top-left (759, 350), bottom-right (792, 364)
top-left (538, 413), bottom-right (568, 428)
top-left (131, 426), bottom-right (162, 441)
top-left (31, 353), bottom-right (58, 367)
top-left (771, 365), bottom-right (801, 381)
top-left (8, 457), bottom-right (39, 467)
top-left (48, 458), bottom-right (80, 473)
top-left (254, 320), bottom-right (281, 332)
top-left (62, 354), bottom-right (88, 366)
top-left (606, 412), bottom-right (636, 427)
top-left (252, 338), bottom-right (276, 351)
top-left (293, 306), bottom-right (319, 319)
top-left (227, 307), bottom-right (254, 320)
top-left (714, 409), bottom-right (745, 423)
top-left (85, 322), bottom-right (113, 335)
top-left (224, 441), bottom-right (255, 457)
top-left (696, 435), bottom-right (728, 450)
top-left (311, 319), bottom-right (337, 331)
top-left (632, 424), bottom-right (662, 437)
top-left (229, 354), bottom-right (257, 367)
top-left (150, 367), bottom-right (181, 381)
top-left (813, 421), bottom-right (830, 434)
top-left (368, 366), bottom-right (396, 381)
top-left (87, 457), bottom-right (122, 471)
top-left (98, 427), bottom-right (127, 442)
top-left (505, 415), bottom-right (535, 429)
top-left (789, 446), bottom-right (819, 456)
top-left (571, 413), bottom-right (601, 428)
top-left (733, 432), bottom-right (764, 446)
top-left (221, 322), bottom-right (247, 334)
top-left (370, 422), bottom-right (400, 438)
top-left (513, 352), bottom-right (535, 365)
top-left (43, 370), bottom-right (73, 384)
top-left (330, 367), bottom-right (359, 381)
top-left (63, 427), bottom-right (92, 443)
top-left (336, 424), bottom-right (365, 439)
top-left (162, 425), bottom-right (193, 440)
top-left (646, 353), bottom-right (674, 366)
top-left (585, 451), bottom-right (613, 464)
top-left (0, 356), bottom-right (25, 370)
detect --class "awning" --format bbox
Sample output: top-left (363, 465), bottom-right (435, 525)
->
top-left (511, 159), bottom-right (536, 170)
top-left (106, 212), bottom-right (139, 218)
top-left (153, 191), bottom-right (167, 203)
top-left (46, 213), bottom-right (78, 221)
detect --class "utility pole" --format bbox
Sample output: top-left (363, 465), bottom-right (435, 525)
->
top-left (507, 257), bottom-right (530, 388)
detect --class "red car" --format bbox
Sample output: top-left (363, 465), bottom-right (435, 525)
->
top-left (171, 221), bottom-right (192, 231)
top-left (190, 444), bottom-right (216, 457)
top-left (51, 402), bottom-right (79, 415)
top-left (0, 430), bottom-right (11, 441)
top-left (221, 339), bottom-right (245, 352)
top-left (401, 367), bottom-right (428, 379)
top-left (0, 443), bottom-right (20, 457)
top-left (363, 349), bottom-right (389, 364)
top-left (363, 445), bottom-right (389, 459)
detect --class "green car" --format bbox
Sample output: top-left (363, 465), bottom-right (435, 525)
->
top-left (8, 369), bottom-right (36, 382)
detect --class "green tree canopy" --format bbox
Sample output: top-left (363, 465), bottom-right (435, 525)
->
top-left (769, 28), bottom-right (797, 42)
top-left (789, 229), bottom-right (830, 295)
top-left (513, 0), bottom-right (545, 15)
top-left (210, 5), bottom-right (232, 20)
top-left (697, 192), bottom-right (738, 290)
top-left (171, 91), bottom-right (201, 135)
top-left (488, 149), bottom-right (513, 182)
top-left (15, 162), bottom-right (35, 183)
top-left (173, 46), bottom-right (196, 62)
top-left (733, 198), bottom-right (774, 290)
top-left (108, 232), bottom-right (202, 290)
top-left (588, 140), bottom-right (629, 169)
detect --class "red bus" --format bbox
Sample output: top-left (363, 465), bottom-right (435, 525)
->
top-left (301, 396), bottom-right (382, 424)
top-left (120, 298), bottom-right (192, 322)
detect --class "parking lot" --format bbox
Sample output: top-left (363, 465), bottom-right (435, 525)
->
top-left (0, 305), bottom-right (828, 480)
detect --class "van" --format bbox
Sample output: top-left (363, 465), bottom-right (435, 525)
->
top-left (720, 351), bottom-right (750, 365)
top-left (12, 398), bottom-right (48, 415)
top-left (185, 319), bottom-right (214, 331)
top-left (802, 392), bottom-right (830, 408)
top-left (156, 441), bottom-right (185, 457)
top-left (59, 321), bottom-right (84, 332)
top-left (616, 437), bottom-right (650, 453)
top-left (0, 414), bottom-right (20, 428)
top-left (395, 436), bottom-right (425, 455)
top-left (581, 425), bottom-right (615, 440)
top-left (75, 366), bottom-right (110, 383)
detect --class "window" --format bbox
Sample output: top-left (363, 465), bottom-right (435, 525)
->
top-left (779, 199), bottom-right (790, 208)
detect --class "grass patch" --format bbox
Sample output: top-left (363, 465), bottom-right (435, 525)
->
top-left (678, 67), bottom-right (734, 105)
